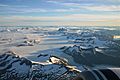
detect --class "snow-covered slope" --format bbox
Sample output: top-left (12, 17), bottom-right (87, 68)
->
top-left (0, 51), bottom-right (32, 80)
top-left (60, 45), bottom-right (120, 67)
top-left (0, 26), bottom-right (120, 79)
top-left (0, 52), bottom-right (79, 80)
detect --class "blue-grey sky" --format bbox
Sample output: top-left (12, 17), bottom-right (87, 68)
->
top-left (0, 0), bottom-right (120, 26)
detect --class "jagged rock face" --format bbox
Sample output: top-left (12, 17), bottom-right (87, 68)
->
top-left (60, 45), bottom-right (120, 67)
top-left (30, 55), bottom-right (79, 80)
top-left (30, 64), bottom-right (76, 80)
top-left (60, 45), bottom-right (82, 56)
top-left (0, 53), bottom-right (79, 80)
top-left (49, 56), bottom-right (68, 66)
top-left (0, 53), bottom-right (32, 80)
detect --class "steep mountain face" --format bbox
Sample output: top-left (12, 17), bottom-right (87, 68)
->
top-left (0, 52), bottom-right (79, 80)
top-left (0, 51), bottom-right (32, 80)
top-left (60, 45), bottom-right (120, 67)
top-left (31, 64), bottom-right (76, 80)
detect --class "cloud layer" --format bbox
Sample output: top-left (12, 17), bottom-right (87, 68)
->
top-left (0, 0), bottom-right (120, 26)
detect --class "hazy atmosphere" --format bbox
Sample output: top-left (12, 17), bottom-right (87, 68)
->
top-left (0, 0), bottom-right (120, 80)
top-left (0, 0), bottom-right (120, 26)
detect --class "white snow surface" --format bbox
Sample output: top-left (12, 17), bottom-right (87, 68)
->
top-left (0, 26), bottom-right (119, 72)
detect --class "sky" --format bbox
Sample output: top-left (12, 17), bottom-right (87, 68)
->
top-left (0, 0), bottom-right (120, 26)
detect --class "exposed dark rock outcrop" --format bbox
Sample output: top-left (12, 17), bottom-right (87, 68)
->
top-left (0, 51), bottom-right (32, 80)
top-left (60, 45), bottom-right (120, 67)
top-left (0, 51), bottom-right (79, 80)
